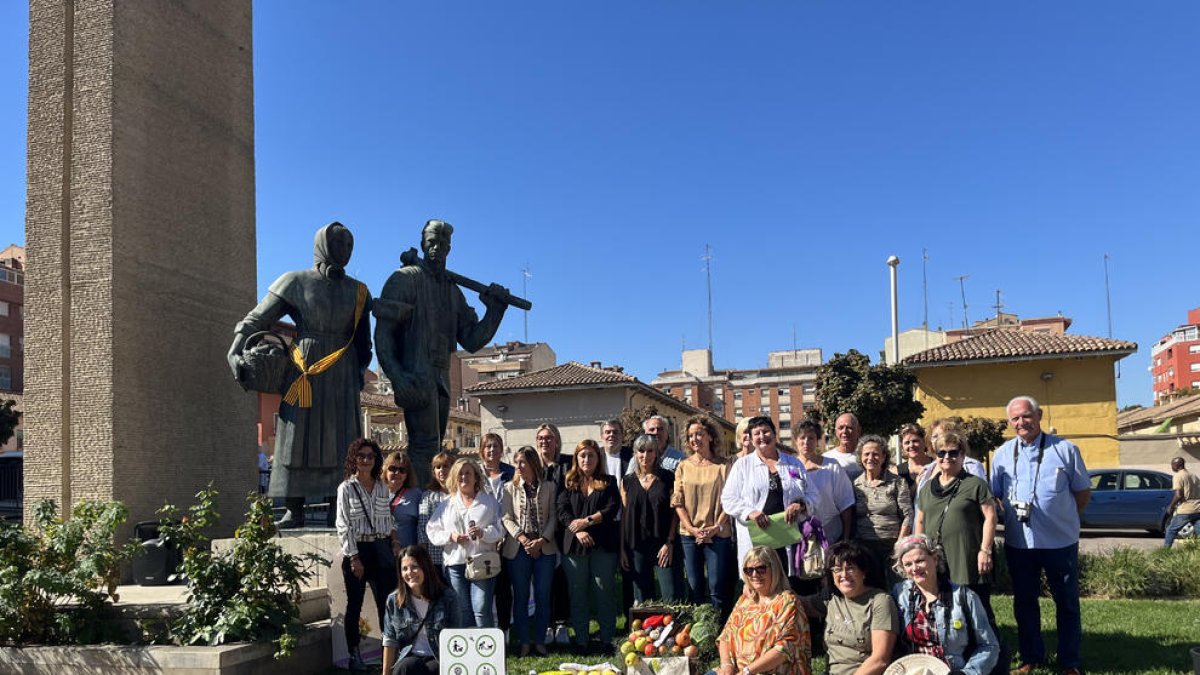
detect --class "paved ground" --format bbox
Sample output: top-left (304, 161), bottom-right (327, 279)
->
top-left (1079, 528), bottom-right (1164, 553)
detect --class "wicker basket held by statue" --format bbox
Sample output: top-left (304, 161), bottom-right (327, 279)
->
top-left (237, 331), bottom-right (292, 394)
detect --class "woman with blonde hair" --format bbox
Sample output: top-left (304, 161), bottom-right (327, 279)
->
top-left (717, 545), bottom-right (811, 675)
top-left (417, 451), bottom-right (456, 575)
top-left (426, 457), bottom-right (504, 627)
top-left (557, 439), bottom-right (621, 652)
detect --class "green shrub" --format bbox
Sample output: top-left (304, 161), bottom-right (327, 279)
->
top-left (157, 487), bottom-right (326, 658)
top-left (1080, 540), bottom-right (1200, 599)
top-left (0, 499), bottom-right (137, 645)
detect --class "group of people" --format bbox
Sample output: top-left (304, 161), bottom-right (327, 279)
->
top-left (334, 394), bottom-right (1102, 675)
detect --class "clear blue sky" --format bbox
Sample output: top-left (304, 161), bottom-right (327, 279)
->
top-left (1, 3), bottom-right (1197, 408)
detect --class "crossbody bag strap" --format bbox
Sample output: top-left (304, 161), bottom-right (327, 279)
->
top-left (351, 481), bottom-right (375, 533)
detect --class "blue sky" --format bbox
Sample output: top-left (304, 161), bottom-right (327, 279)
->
top-left (1, 3), bottom-right (1197, 408)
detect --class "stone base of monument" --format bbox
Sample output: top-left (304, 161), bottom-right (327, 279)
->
top-left (0, 621), bottom-right (331, 675)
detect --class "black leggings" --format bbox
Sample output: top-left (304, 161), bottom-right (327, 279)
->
top-left (342, 539), bottom-right (396, 650)
top-left (393, 656), bottom-right (439, 675)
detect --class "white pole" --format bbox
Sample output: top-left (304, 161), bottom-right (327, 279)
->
top-left (887, 256), bottom-right (900, 365)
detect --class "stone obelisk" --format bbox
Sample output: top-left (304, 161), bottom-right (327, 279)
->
top-left (24, 0), bottom-right (257, 534)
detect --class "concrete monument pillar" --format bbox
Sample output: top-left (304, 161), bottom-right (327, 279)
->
top-left (24, 0), bottom-right (257, 531)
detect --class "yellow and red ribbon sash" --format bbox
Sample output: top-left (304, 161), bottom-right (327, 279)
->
top-left (283, 283), bottom-right (368, 408)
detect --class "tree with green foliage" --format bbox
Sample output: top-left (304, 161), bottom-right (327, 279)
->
top-left (0, 398), bottom-right (20, 447)
top-left (813, 349), bottom-right (925, 437)
top-left (938, 415), bottom-right (1008, 458)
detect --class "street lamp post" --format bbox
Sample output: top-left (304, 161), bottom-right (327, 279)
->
top-left (887, 256), bottom-right (900, 365)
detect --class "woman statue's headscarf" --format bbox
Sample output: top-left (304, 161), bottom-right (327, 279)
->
top-left (314, 221), bottom-right (352, 280)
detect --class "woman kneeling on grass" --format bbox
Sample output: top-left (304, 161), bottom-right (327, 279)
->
top-left (891, 534), bottom-right (999, 675)
top-left (381, 545), bottom-right (459, 675)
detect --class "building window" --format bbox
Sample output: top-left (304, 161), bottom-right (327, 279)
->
top-left (760, 387), bottom-right (770, 398)
top-left (802, 384), bottom-right (816, 394)
top-left (759, 405), bottom-right (771, 414)
top-left (684, 385), bottom-right (692, 396)
top-left (779, 420), bottom-right (791, 431)
top-left (0, 365), bottom-right (9, 390)
top-left (1191, 345), bottom-right (1200, 354)
top-left (0, 302), bottom-right (7, 317)
top-left (779, 404), bottom-right (791, 413)
top-left (1191, 363), bottom-right (1200, 372)
top-left (0, 334), bottom-right (9, 359)
top-left (734, 390), bottom-right (743, 400)
top-left (1187, 327), bottom-right (1200, 341)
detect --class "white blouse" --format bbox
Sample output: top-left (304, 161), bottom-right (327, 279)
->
top-left (335, 476), bottom-right (395, 557)
top-left (425, 491), bottom-right (504, 566)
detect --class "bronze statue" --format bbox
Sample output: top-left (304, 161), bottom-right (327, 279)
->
top-left (228, 222), bottom-right (372, 528)
top-left (374, 220), bottom-right (529, 476)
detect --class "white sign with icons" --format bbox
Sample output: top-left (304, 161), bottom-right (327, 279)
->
top-left (441, 627), bottom-right (506, 675)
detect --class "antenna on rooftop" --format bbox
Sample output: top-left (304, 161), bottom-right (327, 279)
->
top-left (520, 264), bottom-right (532, 342)
top-left (702, 244), bottom-right (714, 353)
top-left (954, 275), bottom-right (970, 328)
top-left (1104, 254), bottom-right (1120, 378)
top-left (922, 249), bottom-right (929, 349)
top-left (993, 289), bottom-right (1003, 322)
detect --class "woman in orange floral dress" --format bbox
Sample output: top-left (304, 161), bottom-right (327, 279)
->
top-left (717, 545), bottom-right (812, 675)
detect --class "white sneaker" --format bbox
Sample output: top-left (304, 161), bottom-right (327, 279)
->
top-left (545, 626), bottom-right (556, 644)
top-left (554, 625), bottom-right (570, 644)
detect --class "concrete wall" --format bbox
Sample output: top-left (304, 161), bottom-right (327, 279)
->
top-left (1118, 434), bottom-right (1200, 471)
top-left (914, 356), bottom-right (1122, 468)
top-left (479, 388), bottom-right (629, 455)
top-left (25, 0), bottom-right (257, 532)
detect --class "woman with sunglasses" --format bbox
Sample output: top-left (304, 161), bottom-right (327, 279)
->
top-left (384, 450), bottom-right (423, 554)
top-left (805, 541), bottom-right (899, 675)
top-left (914, 431), bottom-right (998, 624)
top-left (621, 434), bottom-right (682, 603)
top-left (717, 544), bottom-right (811, 675)
top-left (335, 438), bottom-right (397, 671)
top-left (890, 535), bottom-right (999, 675)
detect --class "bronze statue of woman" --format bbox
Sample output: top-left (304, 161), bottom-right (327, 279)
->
top-left (228, 222), bottom-right (372, 527)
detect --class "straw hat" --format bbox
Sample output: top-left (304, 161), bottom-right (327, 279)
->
top-left (884, 654), bottom-right (951, 675)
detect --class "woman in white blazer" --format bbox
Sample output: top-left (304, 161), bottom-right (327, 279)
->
top-left (721, 416), bottom-right (812, 572)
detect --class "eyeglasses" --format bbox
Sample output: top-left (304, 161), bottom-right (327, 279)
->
top-left (936, 450), bottom-right (962, 459)
top-left (831, 565), bottom-right (861, 576)
top-left (742, 565), bottom-right (770, 577)
top-left (387, 466), bottom-right (408, 474)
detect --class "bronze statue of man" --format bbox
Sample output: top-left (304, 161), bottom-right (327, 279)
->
top-left (375, 220), bottom-right (509, 473)
top-left (228, 222), bottom-right (372, 527)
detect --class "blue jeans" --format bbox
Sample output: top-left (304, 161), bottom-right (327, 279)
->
top-left (562, 550), bottom-right (618, 645)
top-left (505, 550), bottom-right (555, 646)
top-left (1006, 544), bottom-right (1081, 669)
top-left (628, 539), bottom-right (684, 603)
top-left (680, 535), bottom-right (733, 616)
top-left (1164, 512), bottom-right (1200, 548)
top-left (445, 564), bottom-right (496, 628)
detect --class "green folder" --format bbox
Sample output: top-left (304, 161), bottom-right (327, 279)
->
top-left (748, 512), bottom-right (804, 549)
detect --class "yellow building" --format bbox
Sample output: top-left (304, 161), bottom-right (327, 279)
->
top-left (903, 330), bottom-right (1136, 468)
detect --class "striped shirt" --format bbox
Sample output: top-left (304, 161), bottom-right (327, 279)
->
top-left (335, 476), bottom-right (394, 557)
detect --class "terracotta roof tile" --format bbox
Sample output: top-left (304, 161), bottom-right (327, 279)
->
top-left (467, 361), bottom-right (638, 393)
top-left (902, 329), bottom-right (1136, 367)
top-left (1117, 395), bottom-right (1200, 430)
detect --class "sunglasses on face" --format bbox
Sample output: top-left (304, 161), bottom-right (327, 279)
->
top-left (936, 450), bottom-right (962, 459)
top-left (743, 565), bottom-right (770, 577)
top-left (387, 466), bottom-right (408, 474)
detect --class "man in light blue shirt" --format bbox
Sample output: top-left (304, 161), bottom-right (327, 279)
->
top-left (627, 415), bottom-right (684, 474)
top-left (991, 396), bottom-right (1091, 675)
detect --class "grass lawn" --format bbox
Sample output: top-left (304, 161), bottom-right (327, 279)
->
top-left (325, 595), bottom-right (1200, 674)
